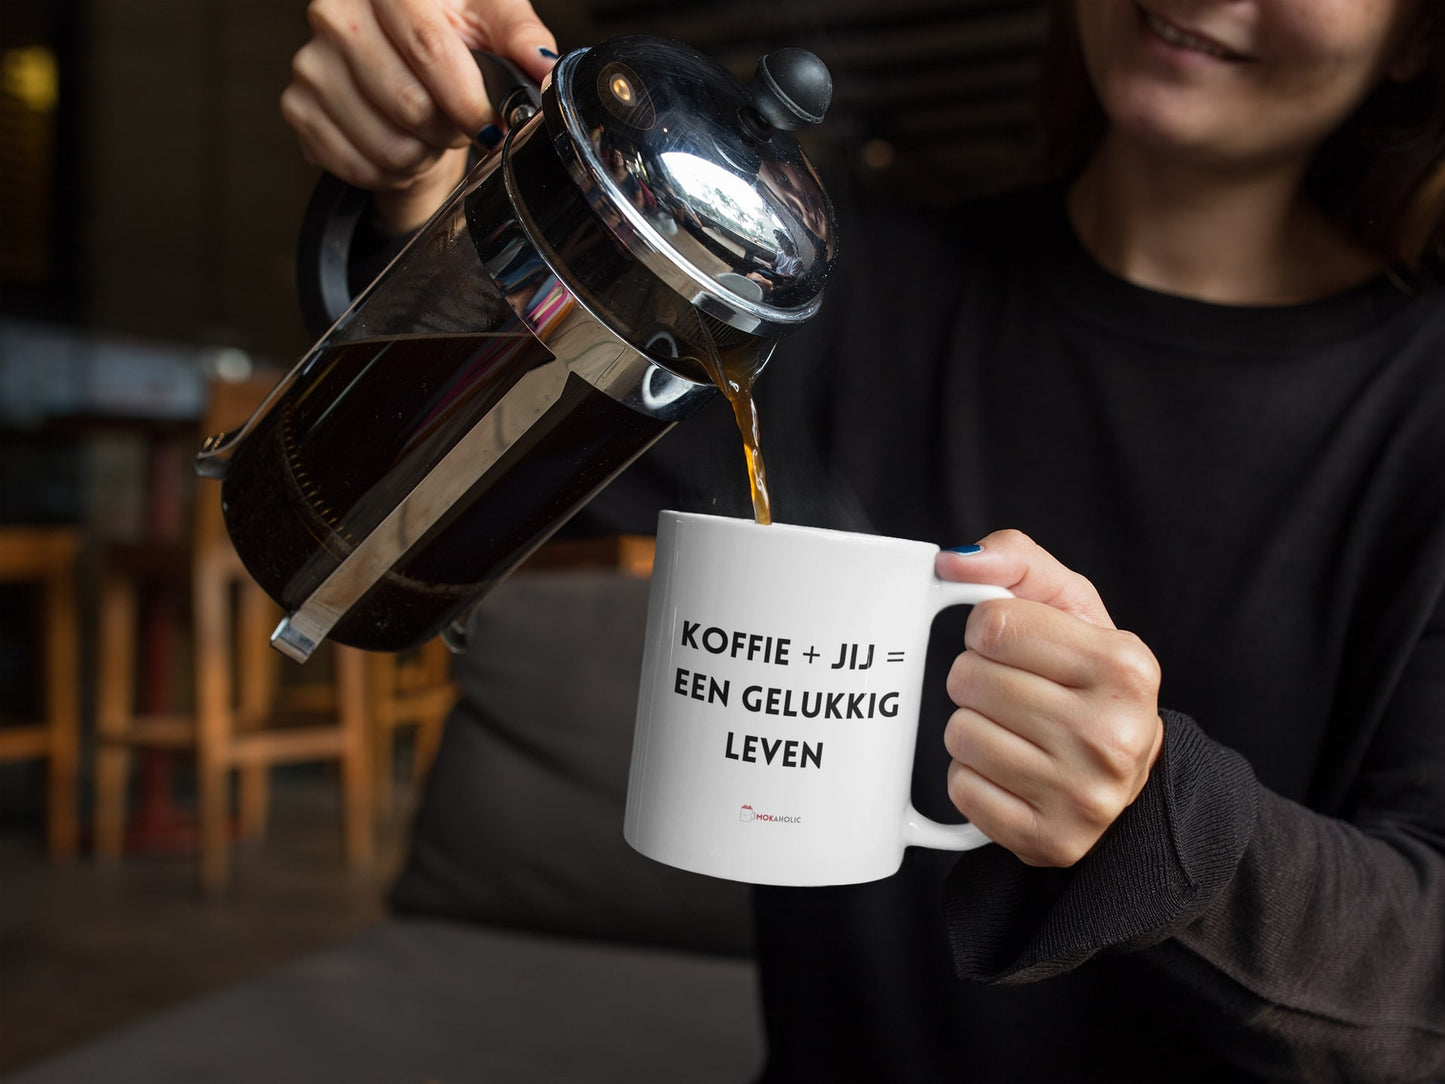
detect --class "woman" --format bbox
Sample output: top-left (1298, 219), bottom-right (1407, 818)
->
top-left (281, 1), bottom-right (1445, 1078)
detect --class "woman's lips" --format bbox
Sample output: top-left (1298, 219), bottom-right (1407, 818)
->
top-left (1137, 4), bottom-right (1251, 62)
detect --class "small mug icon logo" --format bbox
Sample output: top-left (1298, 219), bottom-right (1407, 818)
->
top-left (740, 804), bottom-right (756, 822)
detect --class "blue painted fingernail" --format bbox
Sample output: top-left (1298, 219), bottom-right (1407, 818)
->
top-left (539, 47), bottom-right (559, 59)
top-left (478, 123), bottom-right (502, 149)
top-left (945, 544), bottom-right (983, 555)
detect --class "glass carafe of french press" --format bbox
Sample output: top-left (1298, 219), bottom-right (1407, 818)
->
top-left (195, 35), bottom-right (837, 663)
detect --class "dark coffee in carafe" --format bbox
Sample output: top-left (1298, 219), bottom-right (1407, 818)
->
top-left (220, 332), bottom-right (671, 651)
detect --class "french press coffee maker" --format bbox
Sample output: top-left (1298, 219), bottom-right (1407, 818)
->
top-left (195, 35), bottom-right (837, 663)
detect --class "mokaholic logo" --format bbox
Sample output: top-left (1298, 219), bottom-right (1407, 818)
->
top-left (740, 803), bottom-right (801, 825)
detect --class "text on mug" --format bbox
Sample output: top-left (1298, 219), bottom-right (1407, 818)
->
top-left (681, 621), bottom-right (790, 664)
top-left (725, 732), bottom-right (823, 768)
top-left (673, 667), bottom-right (901, 720)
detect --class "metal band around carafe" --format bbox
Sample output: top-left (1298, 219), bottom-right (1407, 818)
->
top-left (270, 127), bottom-right (712, 663)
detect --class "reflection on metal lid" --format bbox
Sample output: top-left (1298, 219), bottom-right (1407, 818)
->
top-left (548, 35), bottom-right (836, 328)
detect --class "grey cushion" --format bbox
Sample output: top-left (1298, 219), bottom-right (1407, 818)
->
top-left (1, 917), bottom-right (764, 1084)
top-left (390, 570), bottom-right (754, 956)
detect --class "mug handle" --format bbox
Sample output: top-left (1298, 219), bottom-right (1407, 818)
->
top-left (899, 578), bottom-right (1013, 853)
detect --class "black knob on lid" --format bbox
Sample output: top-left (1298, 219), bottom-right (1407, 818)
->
top-left (750, 47), bottom-right (832, 132)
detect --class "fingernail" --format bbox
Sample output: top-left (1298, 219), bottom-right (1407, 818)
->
top-left (539, 47), bottom-right (559, 59)
top-left (478, 123), bottom-right (502, 149)
top-left (944, 544), bottom-right (983, 555)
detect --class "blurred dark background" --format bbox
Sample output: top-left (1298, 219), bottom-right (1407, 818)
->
top-left (0, 0), bottom-right (1049, 1073)
top-left (1, 0), bottom-right (1050, 360)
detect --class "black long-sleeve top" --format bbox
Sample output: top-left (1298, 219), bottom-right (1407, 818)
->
top-left (587, 185), bottom-right (1445, 1081)
top-left (344, 180), bottom-right (1445, 1080)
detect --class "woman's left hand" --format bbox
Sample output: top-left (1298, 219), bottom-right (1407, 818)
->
top-left (938, 530), bottom-right (1164, 868)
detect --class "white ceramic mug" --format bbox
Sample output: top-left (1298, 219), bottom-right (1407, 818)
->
top-left (624, 511), bottom-right (1012, 886)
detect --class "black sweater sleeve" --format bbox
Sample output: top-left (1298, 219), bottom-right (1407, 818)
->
top-left (942, 709), bottom-right (1257, 984)
top-left (943, 660), bottom-right (1445, 1080)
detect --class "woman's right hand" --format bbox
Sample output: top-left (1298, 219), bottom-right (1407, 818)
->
top-left (280, 0), bottom-right (558, 233)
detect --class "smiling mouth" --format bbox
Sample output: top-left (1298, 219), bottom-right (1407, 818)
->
top-left (1138, 4), bottom-right (1250, 62)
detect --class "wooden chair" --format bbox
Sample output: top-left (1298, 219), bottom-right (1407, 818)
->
top-left (276, 637), bottom-right (458, 825)
top-left (369, 639), bottom-right (456, 821)
top-left (94, 373), bottom-right (373, 892)
top-left (312, 537), bottom-right (659, 823)
top-left (0, 526), bottom-right (82, 860)
top-left (270, 537), bottom-right (658, 824)
top-left (359, 534), bottom-right (655, 819)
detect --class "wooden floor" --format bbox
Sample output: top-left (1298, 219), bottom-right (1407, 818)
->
top-left (0, 766), bottom-right (411, 1076)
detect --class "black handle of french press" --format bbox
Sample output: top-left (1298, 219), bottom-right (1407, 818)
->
top-left (471, 50), bottom-right (542, 132)
top-left (296, 51), bottom-right (543, 341)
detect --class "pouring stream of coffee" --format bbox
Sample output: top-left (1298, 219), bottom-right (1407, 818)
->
top-left (713, 361), bottom-right (772, 527)
top-left (687, 313), bottom-right (773, 526)
top-left (731, 382), bottom-right (771, 527)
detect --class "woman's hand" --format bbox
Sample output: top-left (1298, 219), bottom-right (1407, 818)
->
top-left (280, 0), bottom-right (557, 232)
top-left (938, 530), bottom-right (1164, 868)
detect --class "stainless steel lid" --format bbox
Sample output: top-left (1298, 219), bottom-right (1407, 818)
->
top-left (544, 35), bottom-right (837, 337)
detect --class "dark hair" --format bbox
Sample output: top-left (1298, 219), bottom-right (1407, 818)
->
top-left (1035, 0), bottom-right (1445, 275)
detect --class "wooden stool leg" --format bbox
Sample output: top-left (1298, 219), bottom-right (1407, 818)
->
top-left (44, 562), bottom-right (81, 861)
top-left (413, 709), bottom-right (445, 787)
top-left (95, 570), bottom-right (137, 862)
top-left (368, 654), bottom-right (397, 822)
top-left (237, 768), bottom-right (269, 840)
top-left (335, 647), bottom-right (374, 869)
top-left (197, 751), bottom-right (231, 893)
top-left (410, 639), bottom-right (453, 787)
top-left (194, 564), bottom-right (233, 893)
top-left (235, 582), bottom-right (277, 840)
